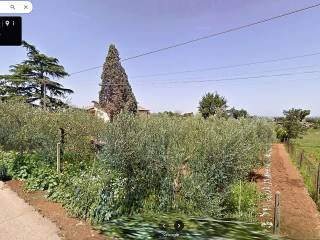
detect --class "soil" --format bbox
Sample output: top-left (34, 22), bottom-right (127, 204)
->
top-left (259, 144), bottom-right (320, 240)
top-left (5, 180), bottom-right (107, 240)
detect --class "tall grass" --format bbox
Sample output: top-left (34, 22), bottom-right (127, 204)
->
top-left (286, 141), bottom-right (319, 203)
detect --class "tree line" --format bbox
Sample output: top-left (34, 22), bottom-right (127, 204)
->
top-left (0, 42), bottom-right (138, 115)
top-left (1, 41), bottom-right (312, 132)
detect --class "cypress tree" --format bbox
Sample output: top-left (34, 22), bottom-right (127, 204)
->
top-left (99, 44), bottom-right (137, 119)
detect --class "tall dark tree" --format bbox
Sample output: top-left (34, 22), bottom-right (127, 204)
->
top-left (0, 41), bottom-right (73, 109)
top-left (199, 92), bottom-right (227, 119)
top-left (99, 44), bottom-right (137, 119)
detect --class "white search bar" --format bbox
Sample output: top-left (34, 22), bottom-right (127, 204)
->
top-left (0, 1), bottom-right (32, 13)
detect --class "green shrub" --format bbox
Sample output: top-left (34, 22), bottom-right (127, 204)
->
top-left (0, 152), bottom-right (9, 180)
top-left (47, 161), bottom-right (124, 223)
top-left (25, 166), bottom-right (59, 191)
top-left (0, 106), bottom-right (274, 225)
top-left (6, 154), bottom-right (40, 180)
top-left (0, 100), bottom-right (107, 163)
top-left (0, 151), bottom-right (22, 179)
top-left (0, 150), bottom-right (58, 191)
top-left (227, 181), bottom-right (262, 222)
top-left (275, 125), bottom-right (288, 142)
top-left (0, 161), bottom-right (9, 181)
top-left (97, 113), bottom-right (273, 219)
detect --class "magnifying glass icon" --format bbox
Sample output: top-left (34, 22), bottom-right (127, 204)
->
top-left (0, 2), bottom-right (32, 13)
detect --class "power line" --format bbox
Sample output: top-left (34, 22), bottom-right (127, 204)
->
top-left (69, 3), bottom-right (320, 76)
top-left (163, 77), bottom-right (319, 89)
top-left (121, 3), bottom-right (320, 62)
top-left (131, 65), bottom-right (320, 83)
top-left (158, 70), bottom-right (320, 85)
top-left (98, 69), bottom-right (320, 86)
top-left (131, 53), bottom-right (320, 79)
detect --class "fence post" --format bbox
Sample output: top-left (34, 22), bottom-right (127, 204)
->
top-left (316, 163), bottom-right (320, 204)
top-left (238, 180), bottom-right (242, 218)
top-left (273, 191), bottom-right (281, 235)
top-left (56, 143), bottom-right (61, 173)
top-left (59, 128), bottom-right (65, 159)
top-left (299, 150), bottom-right (304, 168)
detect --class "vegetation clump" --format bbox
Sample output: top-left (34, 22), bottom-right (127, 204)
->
top-left (198, 92), bottom-right (228, 118)
top-left (0, 100), bottom-right (106, 162)
top-left (275, 108), bottom-right (310, 142)
top-left (0, 101), bottom-right (274, 238)
top-left (94, 113), bottom-right (273, 220)
top-left (199, 92), bottom-right (249, 119)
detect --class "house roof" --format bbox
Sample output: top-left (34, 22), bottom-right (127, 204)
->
top-left (86, 101), bottom-right (150, 112)
top-left (138, 106), bottom-right (149, 111)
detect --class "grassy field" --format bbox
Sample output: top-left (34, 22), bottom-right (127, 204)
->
top-left (289, 129), bottom-right (320, 204)
top-left (293, 128), bottom-right (320, 161)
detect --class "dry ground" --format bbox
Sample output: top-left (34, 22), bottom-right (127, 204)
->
top-left (262, 144), bottom-right (320, 240)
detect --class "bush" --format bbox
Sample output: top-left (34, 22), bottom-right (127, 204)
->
top-left (0, 151), bottom-right (16, 180)
top-left (0, 100), bottom-right (107, 163)
top-left (46, 160), bottom-right (124, 223)
top-left (96, 113), bottom-right (273, 219)
top-left (25, 166), bottom-right (59, 191)
top-left (0, 151), bottom-right (59, 190)
top-left (46, 113), bottom-right (273, 223)
top-left (227, 181), bottom-right (262, 221)
top-left (0, 106), bottom-right (274, 226)
top-left (0, 161), bottom-right (9, 181)
top-left (275, 125), bottom-right (288, 142)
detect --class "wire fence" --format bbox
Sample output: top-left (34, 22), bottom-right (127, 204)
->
top-left (284, 141), bottom-right (320, 207)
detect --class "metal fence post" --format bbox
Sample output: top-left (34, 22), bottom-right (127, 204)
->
top-left (56, 142), bottom-right (61, 173)
top-left (299, 150), bottom-right (304, 168)
top-left (273, 191), bottom-right (281, 235)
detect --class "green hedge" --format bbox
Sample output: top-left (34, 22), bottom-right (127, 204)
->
top-left (0, 105), bottom-right (274, 226)
top-left (0, 100), bottom-right (107, 163)
top-left (94, 113), bottom-right (274, 221)
top-left (47, 113), bottom-right (274, 222)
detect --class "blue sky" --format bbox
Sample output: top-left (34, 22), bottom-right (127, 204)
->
top-left (1, 0), bottom-right (320, 116)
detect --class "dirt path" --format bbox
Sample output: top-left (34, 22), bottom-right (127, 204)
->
top-left (271, 143), bottom-right (320, 240)
top-left (0, 181), bottom-right (60, 240)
